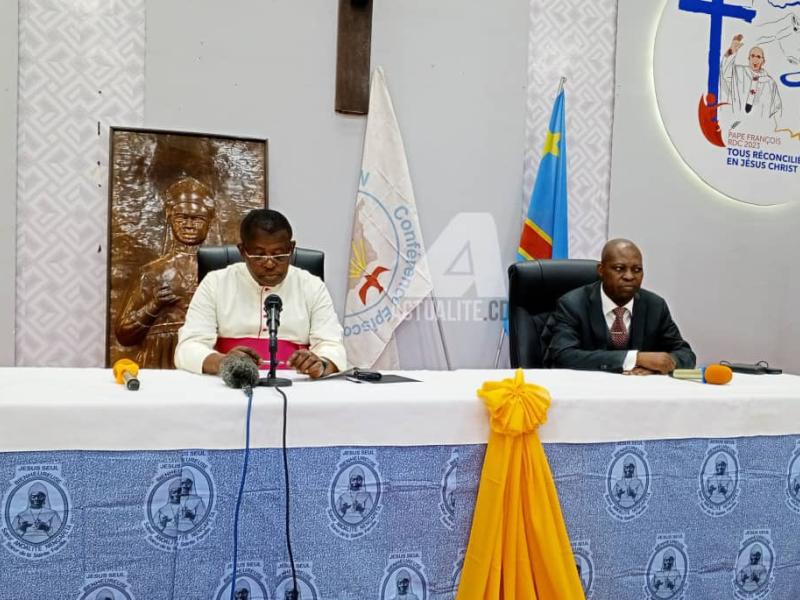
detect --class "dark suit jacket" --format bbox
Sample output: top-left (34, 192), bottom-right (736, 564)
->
top-left (542, 281), bottom-right (696, 373)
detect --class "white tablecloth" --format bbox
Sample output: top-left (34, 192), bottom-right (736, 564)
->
top-left (1, 368), bottom-right (800, 451)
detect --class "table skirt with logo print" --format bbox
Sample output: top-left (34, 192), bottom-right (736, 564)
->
top-left (2, 438), bottom-right (800, 599)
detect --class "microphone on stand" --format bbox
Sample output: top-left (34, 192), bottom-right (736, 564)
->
top-left (261, 294), bottom-right (292, 388)
top-left (260, 295), bottom-right (299, 596)
top-left (220, 354), bottom-right (260, 392)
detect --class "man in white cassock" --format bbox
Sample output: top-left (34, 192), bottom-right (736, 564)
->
top-left (175, 209), bottom-right (346, 378)
top-left (720, 34), bottom-right (782, 127)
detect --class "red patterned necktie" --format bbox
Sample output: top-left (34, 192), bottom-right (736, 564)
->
top-left (610, 306), bottom-right (629, 349)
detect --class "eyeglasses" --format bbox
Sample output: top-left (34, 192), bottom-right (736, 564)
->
top-left (242, 249), bottom-right (293, 265)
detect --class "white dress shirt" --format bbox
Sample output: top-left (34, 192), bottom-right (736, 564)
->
top-left (600, 287), bottom-right (637, 371)
top-left (175, 263), bottom-right (346, 374)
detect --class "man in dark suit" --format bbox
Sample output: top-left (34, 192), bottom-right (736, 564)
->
top-left (543, 239), bottom-right (695, 374)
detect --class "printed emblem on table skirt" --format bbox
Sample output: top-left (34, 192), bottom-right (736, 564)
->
top-left (572, 539), bottom-right (595, 599)
top-left (214, 561), bottom-right (270, 600)
top-left (2, 464), bottom-right (73, 560)
top-left (327, 449), bottom-right (383, 540)
top-left (77, 571), bottom-right (135, 600)
top-left (379, 552), bottom-right (428, 600)
top-left (605, 443), bottom-right (652, 521)
top-left (698, 441), bottom-right (740, 517)
top-left (784, 440), bottom-right (800, 514)
top-left (142, 451), bottom-right (216, 552)
top-left (275, 562), bottom-right (319, 600)
top-left (644, 534), bottom-right (689, 600)
top-left (446, 548), bottom-right (465, 600)
top-left (733, 530), bottom-right (775, 600)
top-left (438, 448), bottom-right (458, 530)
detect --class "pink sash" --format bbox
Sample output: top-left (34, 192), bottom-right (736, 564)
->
top-left (215, 337), bottom-right (309, 370)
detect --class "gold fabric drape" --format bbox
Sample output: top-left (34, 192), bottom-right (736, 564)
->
top-left (456, 369), bottom-right (584, 600)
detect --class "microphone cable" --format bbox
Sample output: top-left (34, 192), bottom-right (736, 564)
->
top-left (224, 363), bottom-right (297, 598)
top-left (276, 385), bottom-right (299, 599)
top-left (229, 385), bottom-right (254, 600)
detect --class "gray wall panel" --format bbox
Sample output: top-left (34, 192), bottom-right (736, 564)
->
top-left (0, 0), bottom-right (17, 365)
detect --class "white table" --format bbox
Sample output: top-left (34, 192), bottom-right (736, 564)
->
top-left (1, 368), bottom-right (799, 451)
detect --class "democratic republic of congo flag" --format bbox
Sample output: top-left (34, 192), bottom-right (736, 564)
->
top-left (518, 85), bottom-right (568, 261)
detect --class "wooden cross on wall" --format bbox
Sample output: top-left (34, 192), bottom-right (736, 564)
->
top-left (336, 0), bottom-right (373, 114)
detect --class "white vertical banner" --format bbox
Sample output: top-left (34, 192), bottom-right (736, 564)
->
top-left (343, 67), bottom-right (440, 369)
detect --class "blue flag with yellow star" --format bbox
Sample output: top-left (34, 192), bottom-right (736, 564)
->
top-left (518, 86), bottom-right (568, 261)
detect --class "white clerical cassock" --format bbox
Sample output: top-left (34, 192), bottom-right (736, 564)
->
top-left (175, 263), bottom-right (347, 373)
top-left (720, 52), bottom-right (782, 121)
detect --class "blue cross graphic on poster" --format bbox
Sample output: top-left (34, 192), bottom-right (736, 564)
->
top-left (679, 0), bottom-right (756, 146)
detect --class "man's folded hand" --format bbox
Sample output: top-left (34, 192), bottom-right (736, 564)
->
top-left (635, 352), bottom-right (676, 374)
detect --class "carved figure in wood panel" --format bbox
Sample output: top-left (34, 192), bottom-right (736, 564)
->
top-left (107, 128), bottom-right (267, 368)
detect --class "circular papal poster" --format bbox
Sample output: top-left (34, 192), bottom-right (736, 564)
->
top-left (654, 0), bottom-right (800, 205)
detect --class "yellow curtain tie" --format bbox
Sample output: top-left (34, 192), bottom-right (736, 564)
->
top-left (456, 369), bottom-right (585, 600)
top-left (478, 368), bottom-right (551, 436)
